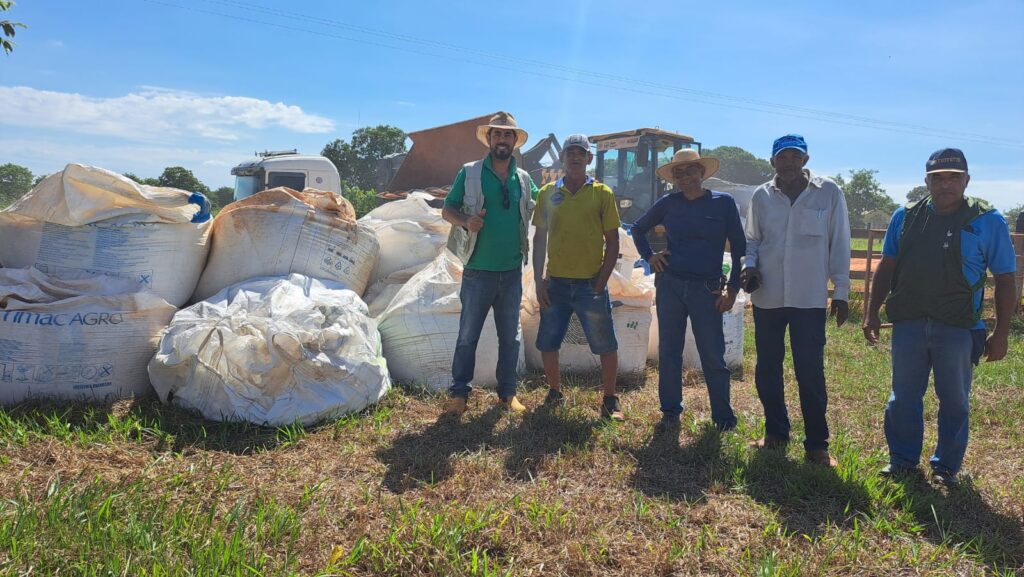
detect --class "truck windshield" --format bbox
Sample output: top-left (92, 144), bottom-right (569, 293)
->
top-left (234, 175), bottom-right (261, 201)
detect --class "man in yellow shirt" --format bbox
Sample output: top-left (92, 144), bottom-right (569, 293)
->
top-left (532, 134), bottom-right (624, 421)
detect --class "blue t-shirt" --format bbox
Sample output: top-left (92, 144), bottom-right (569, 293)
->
top-left (882, 204), bottom-right (1016, 329)
top-left (630, 189), bottom-right (745, 289)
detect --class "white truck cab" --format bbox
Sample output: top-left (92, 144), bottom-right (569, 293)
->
top-left (231, 150), bottom-right (342, 201)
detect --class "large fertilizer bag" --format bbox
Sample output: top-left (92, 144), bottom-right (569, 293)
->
top-left (0, 163), bottom-right (212, 307)
top-left (0, 267), bottom-right (176, 404)
top-left (194, 187), bottom-right (379, 300)
top-left (359, 191), bottom-right (451, 287)
top-left (149, 274), bottom-right (390, 426)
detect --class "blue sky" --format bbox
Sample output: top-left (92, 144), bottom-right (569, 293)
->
top-left (2, 0), bottom-right (1022, 210)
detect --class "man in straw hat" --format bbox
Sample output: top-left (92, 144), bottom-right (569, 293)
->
top-left (630, 148), bottom-right (745, 433)
top-left (532, 134), bottom-right (624, 420)
top-left (441, 111), bottom-right (539, 417)
top-left (741, 134), bottom-right (851, 467)
top-left (864, 148), bottom-right (1016, 487)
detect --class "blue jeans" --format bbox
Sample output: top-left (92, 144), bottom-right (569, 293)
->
top-left (885, 319), bottom-right (981, 475)
top-left (655, 274), bottom-right (736, 428)
top-left (450, 267), bottom-right (522, 400)
top-left (753, 306), bottom-right (829, 451)
top-left (536, 276), bottom-right (618, 355)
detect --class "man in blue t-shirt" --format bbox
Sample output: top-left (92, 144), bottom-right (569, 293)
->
top-left (864, 148), bottom-right (1017, 487)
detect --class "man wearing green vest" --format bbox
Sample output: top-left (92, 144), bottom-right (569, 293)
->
top-left (864, 148), bottom-right (1017, 487)
top-left (441, 112), bottom-right (539, 417)
top-left (532, 134), bottom-right (624, 421)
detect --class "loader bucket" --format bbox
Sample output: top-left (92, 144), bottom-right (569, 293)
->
top-left (386, 113), bottom-right (501, 192)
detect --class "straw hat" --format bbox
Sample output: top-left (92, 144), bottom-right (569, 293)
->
top-left (655, 149), bottom-right (720, 182)
top-left (476, 111), bottom-right (529, 149)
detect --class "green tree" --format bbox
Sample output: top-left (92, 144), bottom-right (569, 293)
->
top-left (0, 162), bottom-right (33, 208)
top-left (343, 186), bottom-right (379, 219)
top-left (123, 172), bottom-right (160, 186)
top-left (703, 145), bottom-right (773, 185)
top-left (212, 186), bottom-right (234, 210)
top-left (833, 169), bottom-right (898, 228)
top-left (1, 0), bottom-right (26, 55)
top-left (906, 185), bottom-right (929, 203)
top-left (156, 166), bottom-right (211, 196)
top-left (1004, 203), bottom-right (1023, 233)
top-left (322, 125), bottom-right (407, 190)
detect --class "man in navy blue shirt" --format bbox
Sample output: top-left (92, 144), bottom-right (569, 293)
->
top-left (631, 149), bottom-right (745, 432)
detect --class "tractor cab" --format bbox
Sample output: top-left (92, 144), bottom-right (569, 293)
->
top-left (591, 129), bottom-right (700, 251)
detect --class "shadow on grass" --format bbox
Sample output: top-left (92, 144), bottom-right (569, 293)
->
top-left (894, 474), bottom-right (1024, 571)
top-left (0, 397), bottom-right (304, 455)
top-left (743, 447), bottom-right (872, 538)
top-left (499, 406), bottom-right (598, 481)
top-left (629, 423), bottom-right (734, 502)
top-left (376, 406), bottom-right (503, 493)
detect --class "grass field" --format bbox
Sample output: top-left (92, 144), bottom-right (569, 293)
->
top-left (0, 311), bottom-right (1021, 576)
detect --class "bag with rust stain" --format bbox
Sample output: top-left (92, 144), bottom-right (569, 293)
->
top-left (193, 187), bottom-right (380, 300)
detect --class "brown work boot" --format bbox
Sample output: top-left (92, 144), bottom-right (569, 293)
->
top-left (749, 434), bottom-right (789, 450)
top-left (442, 396), bottom-right (468, 417)
top-left (496, 395), bottom-right (527, 413)
top-left (805, 449), bottom-right (838, 468)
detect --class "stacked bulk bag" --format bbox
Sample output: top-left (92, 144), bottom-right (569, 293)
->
top-left (193, 188), bottom-right (379, 301)
top-left (377, 252), bottom-right (524, 392)
top-left (359, 191), bottom-right (451, 288)
top-left (0, 164), bottom-right (212, 307)
top-left (149, 274), bottom-right (390, 426)
top-left (0, 267), bottom-right (176, 404)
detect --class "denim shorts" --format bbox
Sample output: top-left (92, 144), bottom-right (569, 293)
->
top-left (536, 276), bottom-right (618, 355)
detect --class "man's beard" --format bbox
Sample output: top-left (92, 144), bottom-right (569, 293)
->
top-left (491, 144), bottom-right (512, 160)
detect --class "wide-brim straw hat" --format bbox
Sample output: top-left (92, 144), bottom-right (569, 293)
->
top-left (655, 149), bottom-right (720, 182)
top-left (476, 111), bottom-right (529, 149)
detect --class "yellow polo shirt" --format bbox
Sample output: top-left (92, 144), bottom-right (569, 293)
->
top-left (533, 177), bottom-right (621, 279)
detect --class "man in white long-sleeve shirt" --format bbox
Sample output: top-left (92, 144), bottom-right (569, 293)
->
top-left (741, 134), bottom-right (851, 467)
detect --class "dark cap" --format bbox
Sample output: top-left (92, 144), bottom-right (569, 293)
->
top-left (926, 148), bottom-right (968, 174)
top-left (772, 134), bottom-right (808, 157)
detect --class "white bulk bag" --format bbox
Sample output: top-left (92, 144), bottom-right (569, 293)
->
top-left (0, 267), bottom-right (176, 404)
top-left (377, 252), bottom-right (525, 393)
top-left (193, 188), bottom-right (379, 301)
top-left (359, 192), bottom-right (451, 286)
top-left (149, 274), bottom-right (390, 426)
top-left (0, 163), bottom-right (212, 307)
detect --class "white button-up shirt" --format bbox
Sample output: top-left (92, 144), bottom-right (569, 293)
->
top-left (743, 170), bottom-right (851, 309)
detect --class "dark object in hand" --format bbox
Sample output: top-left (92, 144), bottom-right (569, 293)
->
top-left (742, 274), bottom-right (760, 293)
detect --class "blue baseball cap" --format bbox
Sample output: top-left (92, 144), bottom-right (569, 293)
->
top-left (772, 134), bottom-right (808, 157)
top-left (926, 148), bottom-right (968, 173)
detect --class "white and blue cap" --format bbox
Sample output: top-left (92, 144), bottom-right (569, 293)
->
top-left (561, 133), bottom-right (591, 153)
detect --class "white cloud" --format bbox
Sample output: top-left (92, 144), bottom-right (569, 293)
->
top-left (0, 86), bottom-right (335, 142)
top-left (48, 40), bottom-right (64, 48)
